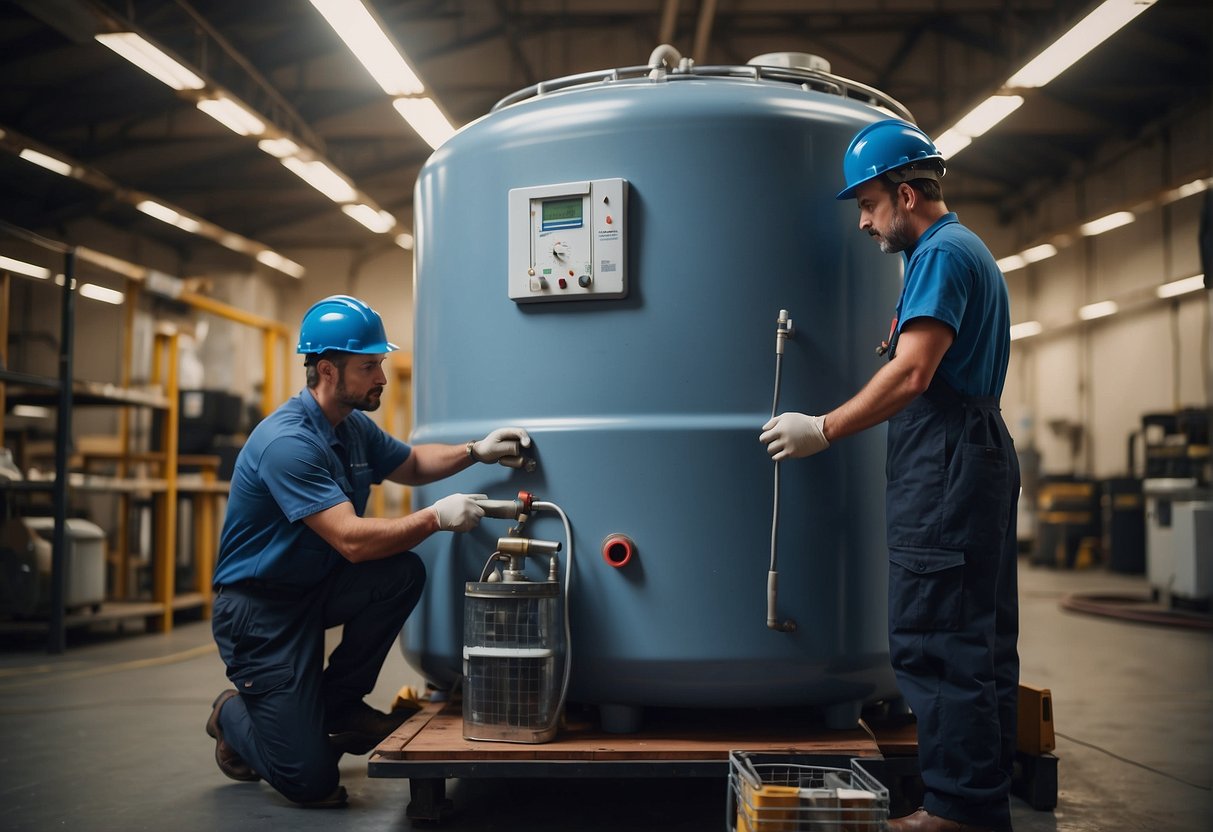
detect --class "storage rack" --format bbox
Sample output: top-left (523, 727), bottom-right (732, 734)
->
top-left (0, 221), bottom-right (191, 650)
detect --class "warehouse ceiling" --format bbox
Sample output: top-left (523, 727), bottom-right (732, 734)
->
top-left (0, 0), bottom-right (1209, 276)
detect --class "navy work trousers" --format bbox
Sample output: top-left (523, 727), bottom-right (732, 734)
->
top-left (211, 553), bottom-right (425, 803)
top-left (885, 378), bottom-right (1020, 830)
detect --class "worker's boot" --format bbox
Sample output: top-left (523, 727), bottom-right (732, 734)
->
top-left (205, 690), bottom-right (261, 782)
top-left (296, 785), bottom-right (348, 809)
top-left (326, 700), bottom-right (419, 755)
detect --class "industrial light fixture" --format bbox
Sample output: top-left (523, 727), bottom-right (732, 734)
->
top-left (1161, 178), bottom-right (1210, 205)
top-left (95, 32), bottom-right (205, 91)
top-left (79, 283), bottom-right (125, 305)
top-left (136, 199), bottom-right (201, 234)
top-left (1079, 211), bottom-right (1135, 236)
top-left (394, 231), bottom-right (414, 250)
top-left (998, 242), bottom-right (1059, 273)
top-left (196, 96), bottom-right (266, 137)
top-left (11, 405), bottom-right (52, 419)
top-left (308, 0), bottom-right (424, 95)
top-left (0, 254), bottom-right (51, 279)
top-left (342, 203), bottom-right (397, 233)
top-left (18, 148), bottom-right (74, 177)
top-left (1156, 274), bottom-right (1206, 299)
top-left (1009, 321), bottom-right (1044, 340)
top-left (1078, 300), bottom-right (1119, 320)
top-left (1022, 243), bottom-right (1059, 263)
top-left (934, 95), bottom-right (1024, 158)
top-left (936, 0), bottom-right (1157, 158)
top-left (1006, 0), bottom-right (1159, 89)
top-left (280, 157), bottom-right (358, 203)
top-left (255, 250), bottom-right (306, 278)
top-left (257, 137), bottom-right (301, 158)
top-left (392, 97), bottom-right (456, 149)
top-left (996, 253), bottom-right (1026, 273)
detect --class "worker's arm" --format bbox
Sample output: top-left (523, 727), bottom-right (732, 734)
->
top-left (386, 427), bottom-right (532, 485)
top-left (302, 494), bottom-right (485, 563)
top-left (822, 317), bottom-right (954, 442)
top-left (760, 317), bottom-right (954, 460)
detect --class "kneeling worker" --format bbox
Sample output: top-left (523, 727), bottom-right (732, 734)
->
top-left (206, 294), bottom-right (530, 807)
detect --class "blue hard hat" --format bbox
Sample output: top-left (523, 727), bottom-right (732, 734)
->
top-left (835, 119), bottom-right (945, 200)
top-left (297, 295), bottom-right (399, 354)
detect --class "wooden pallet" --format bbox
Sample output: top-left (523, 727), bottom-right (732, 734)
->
top-left (369, 699), bottom-right (895, 821)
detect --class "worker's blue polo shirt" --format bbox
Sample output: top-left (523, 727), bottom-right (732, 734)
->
top-left (213, 389), bottom-right (411, 588)
top-left (895, 212), bottom-right (1010, 397)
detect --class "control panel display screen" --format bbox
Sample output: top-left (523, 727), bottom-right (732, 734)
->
top-left (541, 198), bottom-right (583, 231)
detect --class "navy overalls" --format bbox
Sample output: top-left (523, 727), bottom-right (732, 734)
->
top-left (884, 214), bottom-right (1021, 830)
top-left (210, 391), bottom-right (424, 803)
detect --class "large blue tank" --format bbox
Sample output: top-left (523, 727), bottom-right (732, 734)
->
top-left (403, 55), bottom-right (910, 721)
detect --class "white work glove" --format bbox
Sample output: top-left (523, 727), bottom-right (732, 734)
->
top-left (471, 427), bottom-right (532, 466)
top-left (760, 413), bottom-right (830, 461)
top-left (430, 493), bottom-right (487, 532)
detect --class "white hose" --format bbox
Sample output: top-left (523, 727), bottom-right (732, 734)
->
top-left (768, 311), bottom-right (796, 632)
top-left (532, 500), bottom-right (574, 730)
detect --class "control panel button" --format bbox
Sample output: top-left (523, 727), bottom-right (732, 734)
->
top-left (578, 275), bottom-right (592, 288)
top-left (558, 277), bottom-right (568, 289)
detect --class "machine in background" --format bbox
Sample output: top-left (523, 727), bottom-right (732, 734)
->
top-left (1140, 408), bottom-right (1212, 610)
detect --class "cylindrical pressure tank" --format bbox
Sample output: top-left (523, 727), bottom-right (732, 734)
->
top-left (403, 53), bottom-right (912, 723)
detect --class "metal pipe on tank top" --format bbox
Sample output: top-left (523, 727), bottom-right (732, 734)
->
top-left (768, 309), bottom-right (797, 633)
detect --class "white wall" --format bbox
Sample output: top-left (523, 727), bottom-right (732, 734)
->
top-left (983, 104), bottom-right (1211, 480)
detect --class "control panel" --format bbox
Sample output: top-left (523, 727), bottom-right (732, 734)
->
top-left (507, 178), bottom-right (628, 303)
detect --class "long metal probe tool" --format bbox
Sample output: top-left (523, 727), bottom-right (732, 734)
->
top-left (768, 309), bottom-right (797, 632)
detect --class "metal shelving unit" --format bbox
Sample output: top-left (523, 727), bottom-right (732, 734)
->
top-left (0, 221), bottom-right (200, 651)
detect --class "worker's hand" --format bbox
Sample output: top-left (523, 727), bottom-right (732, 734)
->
top-left (472, 427), bottom-right (532, 466)
top-left (760, 413), bottom-right (830, 461)
top-left (430, 493), bottom-right (488, 532)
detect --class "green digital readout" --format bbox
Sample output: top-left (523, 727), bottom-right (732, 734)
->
top-left (541, 198), bottom-right (583, 230)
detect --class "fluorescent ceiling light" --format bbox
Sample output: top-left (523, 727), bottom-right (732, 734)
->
top-left (1161, 178), bottom-right (1210, 204)
top-left (79, 283), bottom-right (125, 305)
top-left (136, 200), bottom-right (201, 234)
top-left (255, 250), bottom-right (306, 279)
top-left (1079, 300), bottom-right (1119, 320)
top-left (998, 242), bottom-right (1057, 273)
top-left (1156, 274), bottom-right (1206, 299)
top-left (197, 96), bottom-right (266, 137)
top-left (12, 405), bottom-right (52, 419)
top-left (395, 232), bottom-right (414, 250)
top-left (19, 148), bottom-right (74, 177)
top-left (1010, 321), bottom-right (1043, 340)
top-left (933, 130), bottom-right (972, 159)
top-left (393, 97), bottom-right (456, 149)
top-left (281, 157), bottom-right (358, 203)
top-left (952, 95), bottom-right (1025, 139)
top-left (1079, 211), bottom-right (1135, 236)
top-left (341, 203), bottom-right (397, 233)
top-left (95, 32), bottom-right (205, 91)
top-left (309, 0), bottom-right (424, 95)
top-left (1006, 0), bottom-right (1158, 89)
top-left (934, 95), bottom-right (1023, 160)
top-left (997, 254), bottom-right (1027, 273)
top-left (0, 254), bottom-right (52, 279)
top-left (258, 137), bottom-right (301, 158)
top-left (1022, 243), bottom-right (1058, 264)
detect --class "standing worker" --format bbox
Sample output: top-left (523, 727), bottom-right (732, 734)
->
top-left (206, 294), bottom-right (531, 808)
top-left (760, 120), bottom-right (1020, 832)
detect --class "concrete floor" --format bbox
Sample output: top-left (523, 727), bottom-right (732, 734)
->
top-left (0, 562), bottom-right (1209, 831)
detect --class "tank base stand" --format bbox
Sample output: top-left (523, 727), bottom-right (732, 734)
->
top-left (599, 704), bottom-right (644, 734)
top-left (822, 700), bottom-right (863, 730)
top-left (407, 778), bottom-right (455, 822)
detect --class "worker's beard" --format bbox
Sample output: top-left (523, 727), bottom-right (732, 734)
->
top-left (335, 367), bottom-right (383, 412)
top-left (876, 205), bottom-right (914, 254)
